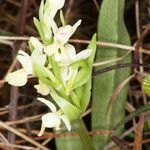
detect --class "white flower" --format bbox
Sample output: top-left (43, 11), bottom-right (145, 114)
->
top-left (17, 50), bottom-right (33, 74)
top-left (44, 43), bottom-right (91, 65)
top-left (5, 69), bottom-right (28, 86)
top-left (54, 20), bottom-right (82, 44)
top-left (29, 37), bottom-right (43, 53)
top-left (6, 50), bottom-right (33, 86)
top-left (60, 44), bottom-right (92, 65)
top-left (49, 0), bottom-right (65, 10)
top-left (44, 43), bottom-right (59, 56)
top-left (34, 80), bottom-right (51, 96)
top-left (45, 0), bottom-right (65, 19)
top-left (6, 48), bottom-right (47, 87)
top-left (44, 43), bottom-right (91, 87)
top-left (44, 19), bottom-right (82, 61)
top-left (37, 98), bottom-right (71, 136)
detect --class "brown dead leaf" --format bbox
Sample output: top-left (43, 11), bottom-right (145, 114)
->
top-left (134, 114), bottom-right (144, 150)
top-left (106, 74), bottom-right (135, 116)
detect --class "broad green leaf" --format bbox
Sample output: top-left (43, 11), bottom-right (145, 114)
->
top-left (91, 0), bottom-right (131, 149)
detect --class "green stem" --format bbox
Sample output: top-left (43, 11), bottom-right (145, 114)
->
top-left (72, 119), bottom-right (94, 150)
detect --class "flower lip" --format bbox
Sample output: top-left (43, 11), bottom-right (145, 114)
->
top-left (5, 69), bottom-right (28, 86)
top-left (42, 112), bottom-right (61, 128)
top-left (37, 98), bottom-right (71, 136)
top-left (34, 80), bottom-right (51, 96)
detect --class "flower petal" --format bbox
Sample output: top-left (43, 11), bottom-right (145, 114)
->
top-left (54, 20), bottom-right (81, 44)
top-left (31, 51), bottom-right (46, 67)
top-left (29, 37), bottom-right (43, 53)
top-left (45, 0), bottom-right (65, 19)
top-left (60, 115), bottom-right (71, 131)
top-left (54, 25), bottom-right (72, 44)
top-left (76, 49), bottom-right (92, 62)
top-left (41, 112), bottom-right (61, 128)
top-left (51, 20), bottom-right (58, 35)
top-left (61, 67), bottom-right (69, 86)
top-left (64, 44), bottom-right (76, 64)
top-left (54, 50), bottom-right (61, 62)
top-left (37, 98), bottom-right (57, 112)
top-left (38, 122), bottom-right (46, 136)
top-left (17, 50), bottom-right (33, 74)
top-left (49, 0), bottom-right (65, 10)
top-left (44, 43), bottom-right (58, 56)
top-left (72, 20), bottom-right (82, 35)
top-left (5, 69), bottom-right (28, 86)
top-left (34, 80), bottom-right (51, 96)
top-left (60, 67), bottom-right (73, 87)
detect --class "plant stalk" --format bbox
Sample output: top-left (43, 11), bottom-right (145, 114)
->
top-left (72, 119), bottom-right (94, 150)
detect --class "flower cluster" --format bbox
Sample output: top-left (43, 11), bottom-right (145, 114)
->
top-left (6, 0), bottom-right (96, 136)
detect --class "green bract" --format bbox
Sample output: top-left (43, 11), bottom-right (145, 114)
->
top-left (5, 0), bottom-right (97, 136)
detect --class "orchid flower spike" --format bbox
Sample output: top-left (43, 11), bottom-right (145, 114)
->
top-left (37, 98), bottom-right (71, 136)
top-left (6, 50), bottom-right (33, 86)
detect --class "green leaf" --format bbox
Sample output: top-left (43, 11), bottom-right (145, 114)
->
top-left (33, 17), bottom-right (45, 43)
top-left (28, 40), bottom-right (34, 52)
top-left (70, 91), bottom-right (81, 109)
top-left (91, 0), bottom-right (131, 149)
top-left (60, 10), bottom-right (66, 26)
top-left (80, 34), bottom-right (97, 111)
top-left (73, 62), bottom-right (90, 90)
top-left (50, 90), bottom-right (82, 121)
top-left (49, 56), bottom-right (63, 85)
top-left (44, 67), bottom-right (62, 88)
top-left (87, 34), bottom-right (97, 66)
